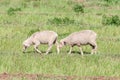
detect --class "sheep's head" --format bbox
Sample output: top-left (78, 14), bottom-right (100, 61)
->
top-left (59, 39), bottom-right (66, 48)
top-left (22, 41), bottom-right (30, 53)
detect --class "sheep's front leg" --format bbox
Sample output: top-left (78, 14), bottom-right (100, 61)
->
top-left (79, 47), bottom-right (83, 55)
top-left (56, 41), bottom-right (60, 54)
top-left (45, 45), bottom-right (53, 55)
top-left (34, 43), bottom-right (41, 54)
top-left (57, 45), bottom-right (60, 54)
top-left (68, 46), bottom-right (72, 54)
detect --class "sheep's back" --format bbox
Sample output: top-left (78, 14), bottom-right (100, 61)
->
top-left (66, 30), bottom-right (97, 45)
top-left (33, 31), bottom-right (58, 44)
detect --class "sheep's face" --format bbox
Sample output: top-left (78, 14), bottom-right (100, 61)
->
top-left (23, 45), bottom-right (27, 53)
top-left (22, 43), bottom-right (30, 53)
top-left (59, 40), bottom-right (66, 48)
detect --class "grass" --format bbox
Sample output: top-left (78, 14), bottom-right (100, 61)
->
top-left (0, 0), bottom-right (120, 79)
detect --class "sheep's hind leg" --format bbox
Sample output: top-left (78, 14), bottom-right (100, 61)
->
top-left (45, 45), bottom-right (53, 55)
top-left (79, 47), bottom-right (83, 55)
top-left (68, 46), bottom-right (72, 54)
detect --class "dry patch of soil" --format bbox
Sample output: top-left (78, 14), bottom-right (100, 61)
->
top-left (0, 73), bottom-right (119, 80)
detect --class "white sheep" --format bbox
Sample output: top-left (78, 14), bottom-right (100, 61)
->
top-left (23, 30), bottom-right (59, 55)
top-left (59, 30), bottom-right (97, 55)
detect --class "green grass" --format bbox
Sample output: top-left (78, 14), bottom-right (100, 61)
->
top-left (0, 0), bottom-right (120, 78)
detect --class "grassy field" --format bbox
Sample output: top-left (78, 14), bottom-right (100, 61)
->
top-left (0, 0), bottom-right (120, 79)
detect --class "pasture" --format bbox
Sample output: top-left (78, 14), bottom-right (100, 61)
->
top-left (0, 0), bottom-right (120, 79)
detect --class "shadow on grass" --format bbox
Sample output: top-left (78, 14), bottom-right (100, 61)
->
top-left (23, 51), bottom-right (35, 53)
top-left (67, 51), bottom-right (91, 55)
top-left (23, 50), bottom-right (53, 54)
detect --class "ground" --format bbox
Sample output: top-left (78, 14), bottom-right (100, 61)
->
top-left (0, 0), bottom-right (120, 79)
top-left (0, 73), bottom-right (119, 80)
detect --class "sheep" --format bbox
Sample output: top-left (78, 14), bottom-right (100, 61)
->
top-left (23, 30), bottom-right (59, 55)
top-left (59, 30), bottom-right (97, 55)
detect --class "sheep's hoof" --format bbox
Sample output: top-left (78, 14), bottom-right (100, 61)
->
top-left (68, 53), bottom-right (71, 54)
top-left (91, 52), bottom-right (94, 55)
top-left (45, 53), bottom-right (48, 55)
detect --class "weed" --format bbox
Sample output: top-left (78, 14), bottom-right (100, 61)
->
top-left (7, 7), bottom-right (22, 16)
top-left (102, 15), bottom-right (120, 26)
top-left (73, 4), bottom-right (84, 14)
top-left (48, 17), bottom-right (75, 25)
top-left (104, 0), bottom-right (119, 5)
